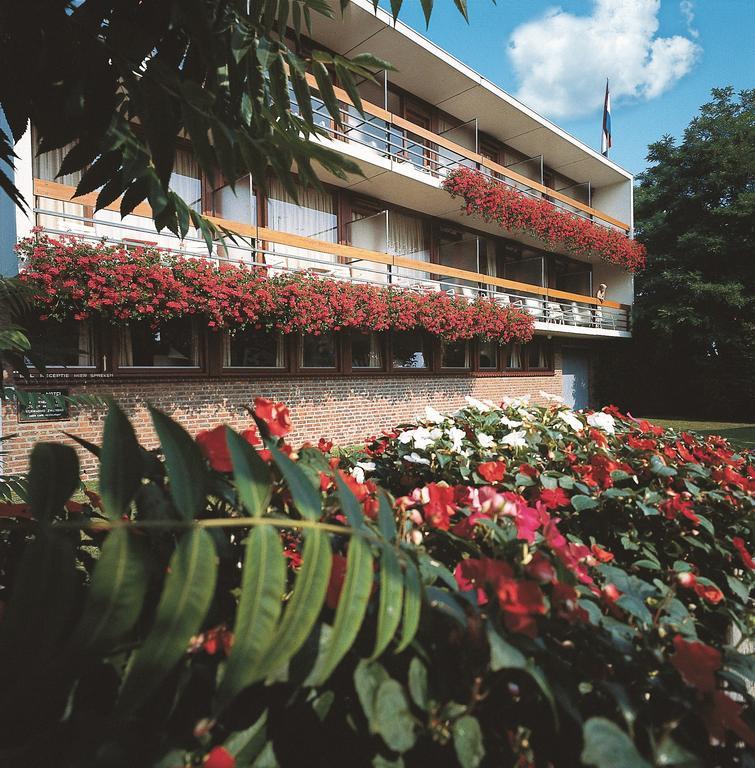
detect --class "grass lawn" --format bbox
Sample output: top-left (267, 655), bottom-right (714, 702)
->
top-left (646, 418), bottom-right (755, 450)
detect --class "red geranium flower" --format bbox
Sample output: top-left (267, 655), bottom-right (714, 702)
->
top-left (422, 483), bottom-right (458, 530)
top-left (196, 425), bottom-right (261, 472)
top-left (732, 536), bottom-right (755, 570)
top-left (477, 460), bottom-right (507, 483)
top-left (538, 487), bottom-right (571, 510)
top-left (694, 582), bottom-right (724, 605)
top-left (254, 397), bottom-right (292, 437)
top-left (590, 544), bottom-right (614, 563)
top-left (670, 635), bottom-right (721, 692)
top-left (204, 746), bottom-right (236, 768)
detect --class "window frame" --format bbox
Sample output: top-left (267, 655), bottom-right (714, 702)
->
top-left (219, 328), bottom-right (288, 374)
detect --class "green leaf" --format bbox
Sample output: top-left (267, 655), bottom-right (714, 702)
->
top-left (453, 715), bottom-right (485, 768)
top-left (487, 624), bottom-right (526, 670)
top-left (725, 573), bottom-right (749, 602)
top-left (215, 525), bottom-right (285, 713)
top-left (256, 527), bottom-right (332, 679)
top-left (118, 528), bottom-right (217, 713)
top-left (354, 660), bottom-right (390, 728)
top-left (224, 711), bottom-right (269, 762)
top-left (581, 718), bottom-right (651, 768)
top-left (395, 558), bottom-right (421, 653)
top-left (268, 441), bottom-right (322, 520)
top-left (374, 679), bottom-right (416, 753)
top-left (227, 427), bottom-right (272, 517)
top-left (377, 490), bottom-right (397, 542)
top-left (572, 494), bottom-right (599, 511)
top-left (311, 535), bottom-right (373, 685)
top-left (150, 406), bottom-right (207, 520)
top-left (27, 443), bottom-right (79, 523)
top-left (70, 528), bottom-right (149, 653)
top-left (408, 657), bottom-right (428, 710)
top-left (654, 735), bottom-right (702, 767)
top-left (370, 546), bottom-right (404, 659)
top-left (99, 402), bottom-right (143, 520)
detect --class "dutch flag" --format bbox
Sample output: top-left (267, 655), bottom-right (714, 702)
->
top-left (601, 79), bottom-right (612, 157)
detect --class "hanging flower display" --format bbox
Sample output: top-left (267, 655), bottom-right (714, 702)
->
top-left (17, 234), bottom-right (535, 344)
top-left (443, 167), bottom-right (646, 272)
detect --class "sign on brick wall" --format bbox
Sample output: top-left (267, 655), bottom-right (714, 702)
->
top-left (17, 389), bottom-right (70, 423)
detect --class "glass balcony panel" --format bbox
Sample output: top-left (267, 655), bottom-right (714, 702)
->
top-left (388, 211), bottom-right (431, 285)
top-left (436, 226), bottom-right (479, 297)
top-left (344, 210), bottom-right (390, 285)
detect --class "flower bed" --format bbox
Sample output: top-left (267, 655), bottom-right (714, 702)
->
top-left (0, 395), bottom-right (752, 766)
top-left (16, 233), bottom-right (535, 343)
top-left (443, 167), bottom-right (647, 272)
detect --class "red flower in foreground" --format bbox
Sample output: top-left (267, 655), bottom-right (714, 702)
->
top-left (477, 460), bottom-right (507, 483)
top-left (704, 690), bottom-right (755, 749)
top-left (694, 582), bottom-right (724, 605)
top-left (732, 536), bottom-right (755, 570)
top-left (196, 425), bottom-right (261, 472)
top-left (204, 746), bottom-right (236, 768)
top-left (254, 397), bottom-right (292, 437)
top-left (670, 635), bottom-right (721, 692)
top-left (590, 544), bottom-right (614, 563)
top-left (421, 483), bottom-right (458, 530)
top-left (538, 487), bottom-right (571, 510)
top-left (326, 554), bottom-right (349, 610)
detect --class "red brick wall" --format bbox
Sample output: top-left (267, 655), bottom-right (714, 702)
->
top-left (1, 352), bottom-right (563, 478)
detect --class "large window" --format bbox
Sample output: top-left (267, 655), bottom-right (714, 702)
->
top-left (478, 339), bottom-right (499, 370)
top-left (300, 332), bottom-right (337, 369)
top-left (120, 319), bottom-right (200, 368)
top-left (350, 331), bottom-right (383, 369)
top-left (224, 329), bottom-right (284, 369)
top-left (266, 178), bottom-right (338, 270)
top-left (392, 331), bottom-right (429, 370)
top-left (24, 318), bottom-right (96, 368)
top-left (441, 340), bottom-right (469, 369)
top-left (170, 149), bottom-right (202, 212)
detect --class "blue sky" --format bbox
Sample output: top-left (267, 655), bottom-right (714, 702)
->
top-left (377, 0), bottom-right (754, 176)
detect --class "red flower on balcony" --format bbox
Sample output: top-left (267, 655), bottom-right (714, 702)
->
top-left (443, 167), bottom-right (646, 272)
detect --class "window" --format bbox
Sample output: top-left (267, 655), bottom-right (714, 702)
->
top-left (388, 211), bottom-right (431, 283)
top-left (506, 343), bottom-right (523, 370)
top-left (24, 318), bottom-right (96, 368)
top-left (392, 331), bottom-right (429, 370)
top-left (300, 333), bottom-right (337, 369)
top-left (478, 340), bottom-right (499, 370)
top-left (505, 339), bottom-right (552, 372)
top-left (350, 331), bottom-right (383, 369)
top-left (224, 329), bottom-right (284, 368)
top-left (441, 340), bottom-right (469, 369)
top-left (120, 319), bottom-right (200, 367)
top-left (436, 225), bottom-right (479, 295)
top-left (170, 149), bottom-right (202, 212)
top-left (213, 175), bottom-right (257, 226)
top-left (527, 338), bottom-right (551, 370)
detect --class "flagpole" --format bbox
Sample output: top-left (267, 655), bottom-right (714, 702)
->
top-left (601, 78), bottom-right (611, 159)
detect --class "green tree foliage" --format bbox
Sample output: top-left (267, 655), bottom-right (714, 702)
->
top-left (0, 0), bottom-right (466, 243)
top-left (603, 88), bottom-right (754, 419)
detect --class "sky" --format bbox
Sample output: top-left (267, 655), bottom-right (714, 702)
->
top-left (377, 0), bottom-right (754, 176)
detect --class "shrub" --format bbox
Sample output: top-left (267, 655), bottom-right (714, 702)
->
top-left (0, 396), bottom-right (752, 767)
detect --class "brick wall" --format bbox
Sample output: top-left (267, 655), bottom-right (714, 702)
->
top-left (1, 352), bottom-right (563, 478)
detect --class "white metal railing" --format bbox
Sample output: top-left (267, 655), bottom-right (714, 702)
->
top-left (30, 203), bottom-right (631, 334)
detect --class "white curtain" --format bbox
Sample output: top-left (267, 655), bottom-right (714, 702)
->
top-left (507, 343), bottom-right (522, 369)
top-left (77, 323), bottom-right (94, 366)
top-left (388, 211), bottom-right (430, 283)
top-left (169, 149), bottom-right (202, 211)
top-left (347, 211), bottom-right (389, 285)
top-left (119, 328), bottom-right (134, 367)
top-left (267, 178), bottom-right (338, 271)
top-left (34, 140), bottom-right (86, 231)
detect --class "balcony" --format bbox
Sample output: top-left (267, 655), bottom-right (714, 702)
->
top-left (29, 179), bottom-right (632, 338)
top-left (297, 74), bottom-right (631, 236)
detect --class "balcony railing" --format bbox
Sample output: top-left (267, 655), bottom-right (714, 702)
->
top-left (30, 179), bottom-right (632, 335)
top-left (299, 73), bottom-right (631, 234)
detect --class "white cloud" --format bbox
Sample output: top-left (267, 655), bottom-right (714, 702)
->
top-left (507, 0), bottom-right (701, 119)
top-left (679, 0), bottom-right (699, 38)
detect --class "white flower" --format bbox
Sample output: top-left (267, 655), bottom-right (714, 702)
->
top-left (540, 390), bottom-right (564, 403)
top-left (465, 395), bottom-right (491, 412)
top-left (447, 426), bottom-right (466, 453)
top-left (424, 405), bottom-right (446, 424)
top-left (501, 415), bottom-right (523, 428)
top-left (500, 430), bottom-right (528, 449)
top-left (398, 427), bottom-right (441, 450)
top-left (477, 433), bottom-right (496, 448)
top-left (587, 411), bottom-right (616, 434)
top-left (502, 395), bottom-right (530, 409)
top-left (350, 466), bottom-right (365, 484)
top-left (356, 460), bottom-right (376, 473)
top-left (558, 411), bottom-right (584, 432)
top-left (404, 452), bottom-right (431, 465)
top-left (397, 429), bottom-right (415, 445)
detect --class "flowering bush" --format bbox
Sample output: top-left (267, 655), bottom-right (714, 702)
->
top-left (0, 395), bottom-right (752, 767)
top-left (16, 233), bottom-right (534, 343)
top-left (443, 167), bottom-right (647, 272)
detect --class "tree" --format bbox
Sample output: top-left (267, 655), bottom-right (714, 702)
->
top-left (0, 0), bottom-right (469, 244)
top-left (602, 88), bottom-right (754, 420)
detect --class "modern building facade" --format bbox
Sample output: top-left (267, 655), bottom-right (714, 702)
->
top-left (1, 0), bottom-right (637, 476)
